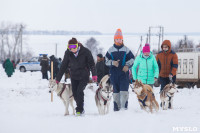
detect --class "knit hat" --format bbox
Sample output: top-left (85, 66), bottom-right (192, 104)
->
top-left (145, 43), bottom-right (150, 47)
top-left (114, 29), bottom-right (123, 40)
top-left (97, 54), bottom-right (103, 58)
top-left (142, 44), bottom-right (150, 53)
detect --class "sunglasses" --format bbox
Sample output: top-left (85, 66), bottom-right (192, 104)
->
top-left (68, 43), bottom-right (78, 50)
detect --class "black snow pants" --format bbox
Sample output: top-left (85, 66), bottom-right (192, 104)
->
top-left (71, 78), bottom-right (88, 113)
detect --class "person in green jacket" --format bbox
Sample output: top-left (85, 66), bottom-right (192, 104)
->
top-left (4, 58), bottom-right (14, 77)
top-left (132, 44), bottom-right (159, 87)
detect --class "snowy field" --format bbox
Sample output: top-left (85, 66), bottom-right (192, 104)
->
top-left (0, 66), bottom-right (200, 133)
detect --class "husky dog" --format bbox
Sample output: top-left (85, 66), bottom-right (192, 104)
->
top-left (95, 75), bottom-right (113, 115)
top-left (160, 83), bottom-right (178, 110)
top-left (133, 80), bottom-right (159, 113)
top-left (48, 79), bottom-right (75, 115)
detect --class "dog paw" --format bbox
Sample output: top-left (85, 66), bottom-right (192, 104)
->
top-left (64, 113), bottom-right (69, 116)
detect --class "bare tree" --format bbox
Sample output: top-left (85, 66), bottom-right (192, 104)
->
top-left (85, 37), bottom-right (104, 60)
top-left (0, 22), bottom-right (32, 63)
top-left (172, 35), bottom-right (195, 52)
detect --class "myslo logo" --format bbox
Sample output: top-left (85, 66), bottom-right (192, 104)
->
top-left (173, 127), bottom-right (198, 132)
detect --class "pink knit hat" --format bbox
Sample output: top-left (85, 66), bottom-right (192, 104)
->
top-left (142, 44), bottom-right (150, 53)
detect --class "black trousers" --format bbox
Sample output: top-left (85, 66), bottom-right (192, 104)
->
top-left (71, 78), bottom-right (88, 113)
top-left (42, 72), bottom-right (48, 80)
top-left (159, 76), bottom-right (176, 91)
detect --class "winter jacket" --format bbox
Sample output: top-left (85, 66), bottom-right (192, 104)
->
top-left (4, 59), bottom-right (14, 77)
top-left (96, 58), bottom-right (109, 83)
top-left (56, 44), bottom-right (97, 81)
top-left (132, 52), bottom-right (159, 84)
top-left (156, 40), bottom-right (178, 77)
top-left (105, 44), bottom-right (134, 89)
top-left (40, 57), bottom-right (49, 73)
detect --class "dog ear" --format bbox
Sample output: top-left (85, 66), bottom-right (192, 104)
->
top-left (99, 82), bottom-right (103, 88)
top-left (106, 78), bottom-right (111, 85)
top-left (139, 80), bottom-right (143, 85)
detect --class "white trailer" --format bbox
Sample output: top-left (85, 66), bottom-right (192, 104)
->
top-left (176, 52), bottom-right (200, 88)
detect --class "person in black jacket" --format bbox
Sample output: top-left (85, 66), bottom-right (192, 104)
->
top-left (40, 54), bottom-right (49, 80)
top-left (56, 38), bottom-right (97, 116)
top-left (96, 54), bottom-right (110, 84)
top-left (49, 55), bottom-right (59, 79)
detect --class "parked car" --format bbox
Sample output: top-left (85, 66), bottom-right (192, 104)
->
top-left (16, 56), bottom-right (44, 72)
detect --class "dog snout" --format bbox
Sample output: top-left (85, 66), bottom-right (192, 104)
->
top-left (49, 90), bottom-right (51, 93)
top-left (132, 89), bottom-right (134, 92)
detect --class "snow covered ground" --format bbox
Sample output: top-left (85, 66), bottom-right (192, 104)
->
top-left (0, 66), bottom-right (200, 133)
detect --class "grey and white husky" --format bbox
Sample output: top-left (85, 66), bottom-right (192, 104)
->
top-left (95, 75), bottom-right (113, 115)
top-left (48, 79), bottom-right (75, 115)
top-left (160, 83), bottom-right (178, 110)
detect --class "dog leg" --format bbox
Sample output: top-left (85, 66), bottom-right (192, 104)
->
top-left (97, 100), bottom-right (102, 115)
top-left (97, 105), bottom-right (101, 115)
top-left (150, 103), bottom-right (153, 113)
top-left (61, 100), bottom-right (69, 116)
top-left (70, 98), bottom-right (75, 115)
top-left (162, 101), bottom-right (165, 110)
top-left (64, 100), bottom-right (70, 116)
top-left (103, 105), bottom-right (106, 115)
top-left (100, 103), bottom-right (104, 115)
top-left (95, 96), bottom-right (102, 115)
top-left (164, 100), bottom-right (169, 110)
top-left (169, 98), bottom-right (173, 109)
top-left (153, 100), bottom-right (159, 112)
top-left (143, 106), bottom-right (149, 113)
top-left (106, 101), bottom-right (110, 114)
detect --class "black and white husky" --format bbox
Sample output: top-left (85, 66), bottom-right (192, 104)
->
top-left (95, 75), bottom-right (113, 115)
top-left (48, 79), bottom-right (75, 115)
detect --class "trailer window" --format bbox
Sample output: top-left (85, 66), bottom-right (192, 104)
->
top-left (183, 59), bottom-right (187, 74)
top-left (189, 59), bottom-right (194, 74)
top-left (178, 59), bottom-right (181, 74)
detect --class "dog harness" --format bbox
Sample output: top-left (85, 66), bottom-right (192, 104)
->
top-left (57, 84), bottom-right (73, 99)
top-left (138, 91), bottom-right (155, 107)
top-left (166, 93), bottom-right (174, 102)
top-left (138, 94), bottom-right (148, 107)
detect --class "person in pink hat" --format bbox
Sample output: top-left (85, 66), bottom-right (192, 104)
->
top-left (132, 43), bottom-right (159, 87)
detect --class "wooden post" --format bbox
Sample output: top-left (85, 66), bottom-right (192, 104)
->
top-left (51, 61), bottom-right (53, 102)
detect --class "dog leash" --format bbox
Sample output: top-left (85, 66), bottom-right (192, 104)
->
top-left (169, 76), bottom-right (173, 83)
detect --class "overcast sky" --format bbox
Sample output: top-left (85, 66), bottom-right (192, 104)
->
top-left (0, 0), bottom-right (200, 33)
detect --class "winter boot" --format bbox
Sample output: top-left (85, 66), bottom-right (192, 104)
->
top-left (113, 93), bottom-right (121, 111)
top-left (168, 102), bottom-right (171, 109)
top-left (75, 110), bottom-right (85, 117)
top-left (120, 91), bottom-right (129, 110)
